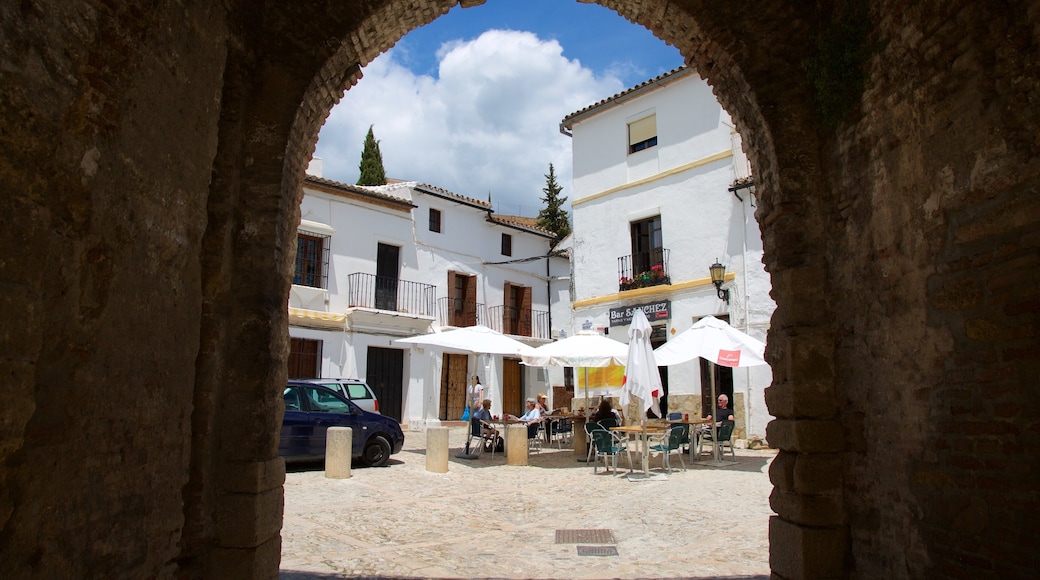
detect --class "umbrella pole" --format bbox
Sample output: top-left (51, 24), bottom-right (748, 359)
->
top-left (584, 367), bottom-right (589, 414)
top-left (641, 417), bottom-right (649, 475)
top-left (710, 362), bottom-right (719, 462)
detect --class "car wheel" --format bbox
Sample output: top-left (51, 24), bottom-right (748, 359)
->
top-left (362, 436), bottom-right (392, 467)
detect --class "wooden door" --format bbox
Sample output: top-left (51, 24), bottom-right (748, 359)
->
top-left (439, 353), bottom-right (469, 420)
top-left (502, 358), bottom-right (523, 417)
top-left (366, 346), bottom-right (403, 420)
top-left (375, 243), bottom-right (399, 311)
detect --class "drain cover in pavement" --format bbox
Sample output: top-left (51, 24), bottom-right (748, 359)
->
top-left (576, 545), bottom-right (619, 556)
top-left (555, 529), bottom-right (615, 544)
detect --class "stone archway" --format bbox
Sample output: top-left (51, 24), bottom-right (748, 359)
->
top-left (1, 1), bottom-right (1037, 578)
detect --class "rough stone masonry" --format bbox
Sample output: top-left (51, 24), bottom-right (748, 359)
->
top-left (0, 1), bottom-right (1037, 578)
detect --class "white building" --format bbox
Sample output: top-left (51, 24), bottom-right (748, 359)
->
top-left (288, 166), bottom-right (568, 429)
top-left (558, 66), bottom-right (776, 441)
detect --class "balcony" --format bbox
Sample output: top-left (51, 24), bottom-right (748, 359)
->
top-left (618, 248), bottom-right (671, 292)
top-left (487, 306), bottom-right (550, 339)
top-left (436, 297), bottom-right (488, 328)
top-left (346, 272), bottom-right (437, 316)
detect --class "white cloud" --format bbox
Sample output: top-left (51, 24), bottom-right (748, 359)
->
top-left (314, 30), bottom-right (623, 217)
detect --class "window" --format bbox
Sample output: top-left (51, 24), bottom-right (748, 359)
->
top-left (302, 385), bottom-right (351, 413)
top-left (294, 231), bottom-right (330, 288)
top-left (501, 233), bottom-right (512, 256)
top-left (631, 215), bottom-right (663, 274)
top-left (429, 208), bottom-right (441, 233)
top-left (628, 114), bottom-right (657, 154)
top-left (288, 338), bottom-right (322, 379)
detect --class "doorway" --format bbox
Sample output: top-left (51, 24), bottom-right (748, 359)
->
top-left (439, 353), bottom-right (469, 420)
top-left (366, 346), bottom-right (403, 420)
top-left (502, 358), bottom-right (523, 416)
top-left (375, 243), bottom-right (400, 311)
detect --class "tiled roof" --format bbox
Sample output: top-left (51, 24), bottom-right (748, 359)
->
top-left (413, 183), bottom-right (493, 210)
top-left (488, 214), bottom-right (554, 238)
top-left (560, 65), bottom-right (693, 130)
top-left (304, 175), bottom-right (415, 207)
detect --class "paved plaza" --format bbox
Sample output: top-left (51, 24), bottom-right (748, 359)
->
top-left (280, 426), bottom-right (776, 580)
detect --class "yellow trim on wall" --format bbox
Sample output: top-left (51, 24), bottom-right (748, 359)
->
top-left (573, 272), bottom-right (735, 309)
top-left (572, 150), bottom-right (733, 207)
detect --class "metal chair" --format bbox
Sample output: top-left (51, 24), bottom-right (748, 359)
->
top-left (648, 423), bottom-right (688, 473)
top-left (467, 417), bottom-right (499, 458)
top-left (527, 421), bottom-right (542, 453)
top-left (697, 420), bottom-right (736, 460)
top-left (667, 412), bottom-right (692, 453)
top-left (550, 417), bottom-right (573, 449)
top-left (591, 429), bottom-right (632, 476)
top-left (584, 418), bottom-right (616, 462)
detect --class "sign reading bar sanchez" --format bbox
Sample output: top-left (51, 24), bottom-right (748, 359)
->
top-left (609, 300), bottom-right (671, 327)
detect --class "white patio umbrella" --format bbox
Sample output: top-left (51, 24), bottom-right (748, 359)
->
top-left (394, 324), bottom-right (535, 357)
top-left (617, 309), bottom-right (663, 477)
top-left (395, 325), bottom-right (534, 456)
top-left (520, 330), bottom-right (628, 413)
top-left (653, 315), bottom-right (768, 465)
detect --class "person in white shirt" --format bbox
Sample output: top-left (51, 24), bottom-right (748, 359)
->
top-left (508, 398), bottom-right (541, 439)
top-left (467, 375), bottom-right (484, 412)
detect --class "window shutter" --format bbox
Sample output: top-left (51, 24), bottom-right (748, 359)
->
top-left (629, 115), bottom-right (657, 146)
top-left (464, 275), bottom-right (477, 326)
top-left (520, 286), bottom-right (532, 337)
top-left (503, 282), bottom-right (514, 334)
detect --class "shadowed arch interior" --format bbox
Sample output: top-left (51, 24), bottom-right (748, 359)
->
top-left (0, 1), bottom-right (1037, 578)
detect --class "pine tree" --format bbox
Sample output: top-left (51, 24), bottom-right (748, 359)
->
top-left (537, 163), bottom-right (571, 245)
top-left (357, 125), bottom-right (387, 186)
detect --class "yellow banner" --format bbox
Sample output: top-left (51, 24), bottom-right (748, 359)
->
top-left (578, 364), bottom-right (626, 389)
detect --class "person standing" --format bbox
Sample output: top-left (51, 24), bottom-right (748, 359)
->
top-left (467, 375), bottom-right (484, 412)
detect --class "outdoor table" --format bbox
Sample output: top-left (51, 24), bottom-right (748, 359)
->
top-left (610, 423), bottom-right (669, 475)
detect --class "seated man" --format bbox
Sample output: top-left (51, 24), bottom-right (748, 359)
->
top-left (473, 398), bottom-right (499, 439)
top-left (700, 394), bottom-right (735, 442)
top-left (705, 394), bottom-right (735, 426)
top-left (507, 398), bottom-right (542, 439)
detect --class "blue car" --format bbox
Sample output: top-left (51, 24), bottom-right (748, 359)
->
top-left (280, 381), bottom-right (404, 467)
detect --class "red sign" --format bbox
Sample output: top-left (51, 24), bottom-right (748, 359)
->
top-left (717, 349), bottom-right (741, 367)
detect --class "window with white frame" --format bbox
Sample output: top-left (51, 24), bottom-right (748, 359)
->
top-left (294, 230), bottom-right (330, 288)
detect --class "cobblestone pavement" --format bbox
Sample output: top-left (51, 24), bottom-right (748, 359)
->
top-left (280, 426), bottom-right (776, 580)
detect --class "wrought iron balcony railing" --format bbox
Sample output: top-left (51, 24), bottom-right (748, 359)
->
top-left (346, 272), bottom-right (437, 316)
top-left (618, 248), bottom-right (671, 291)
top-left (487, 306), bottom-right (550, 339)
top-left (436, 297), bottom-right (488, 328)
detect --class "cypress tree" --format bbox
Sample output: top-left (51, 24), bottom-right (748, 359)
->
top-left (357, 125), bottom-right (387, 186)
top-left (537, 163), bottom-right (571, 245)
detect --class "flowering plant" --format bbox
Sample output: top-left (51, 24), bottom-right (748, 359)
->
top-left (619, 270), bottom-right (670, 291)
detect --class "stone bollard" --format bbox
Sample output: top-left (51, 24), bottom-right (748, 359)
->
top-left (426, 427), bottom-right (449, 473)
top-left (573, 417), bottom-right (588, 460)
top-left (506, 424), bottom-right (528, 466)
top-left (325, 427), bottom-right (353, 479)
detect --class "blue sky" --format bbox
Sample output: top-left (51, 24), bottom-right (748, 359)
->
top-left (313, 0), bottom-right (684, 217)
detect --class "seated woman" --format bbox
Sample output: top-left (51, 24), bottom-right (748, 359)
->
top-left (590, 399), bottom-right (616, 425)
top-left (507, 398), bottom-right (542, 439)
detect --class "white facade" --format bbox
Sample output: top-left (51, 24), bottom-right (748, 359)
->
top-left (289, 167), bottom-right (567, 429)
top-left (559, 66), bottom-right (776, 441)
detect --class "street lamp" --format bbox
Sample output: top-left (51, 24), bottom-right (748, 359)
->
top-left (709, 259), bottom-right (730, 304)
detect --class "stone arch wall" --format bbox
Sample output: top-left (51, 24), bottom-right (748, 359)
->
top-left (0, 1), bottom-right (1037, 579)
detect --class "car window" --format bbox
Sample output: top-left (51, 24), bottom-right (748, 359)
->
top-left (284, 387), bottom-right (302, 411)
top-left (345, 383), bottom-right (372, 400)
top-left (303, 386), bottom-right (352, 413)
top-left (315, 382), bottom-right (343, 395)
